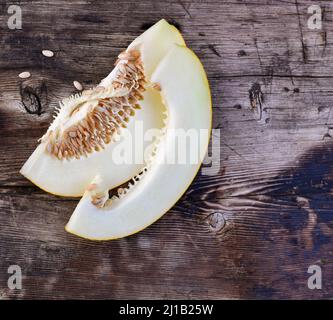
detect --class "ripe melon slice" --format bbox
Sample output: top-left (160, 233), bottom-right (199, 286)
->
top-left (65, 45), bottom-right (212, 240)
top-left (20, 19), bottom-right (185, 197)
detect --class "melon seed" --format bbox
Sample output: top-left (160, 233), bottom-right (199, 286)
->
top-left (18, 72), bottom-right (31, 79)
top-left (42, 50), bottom-right (54, 57)
top-left (73, 81), bottom-right (83, 91)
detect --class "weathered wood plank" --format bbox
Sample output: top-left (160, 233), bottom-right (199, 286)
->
top-left (0, 0), bottom-right (332, 299)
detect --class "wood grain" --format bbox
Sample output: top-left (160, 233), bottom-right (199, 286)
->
top-left (0, 0), bottom-right (333, 299)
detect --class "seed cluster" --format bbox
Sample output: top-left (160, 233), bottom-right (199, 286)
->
top-left (45, 50), bottom-right (146, 160)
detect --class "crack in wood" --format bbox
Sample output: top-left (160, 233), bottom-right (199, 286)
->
top-left (254, 38), bottom-right (264, 73)
top-left (208, 44), bottom-right (221, 57)
top-left (177, 0), bottom-right (192, 18)
top-left (321, 31), bottom-right (327, 58)
top-left (295, 0), bottom-right (308, 63)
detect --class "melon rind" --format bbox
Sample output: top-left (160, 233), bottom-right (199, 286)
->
top-left (65, 45), bottom-right (212, 240)
top-left (20, 20), bottom-right (185, 197)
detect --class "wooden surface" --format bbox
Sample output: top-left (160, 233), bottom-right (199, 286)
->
top-left (1, 0), bottom-right (333, 299)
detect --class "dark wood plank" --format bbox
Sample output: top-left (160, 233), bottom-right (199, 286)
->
top-left (1, 0), bottom-right (333, 299)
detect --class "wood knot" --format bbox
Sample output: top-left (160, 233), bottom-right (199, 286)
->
top-left (20, 80), bottom-right (47, 116)
top-left (249, 82), bottom-right (264, 121)
top-left (205, 211), bottom-right (226, 233)
top-left (249, 82), bottom-right (263, 110)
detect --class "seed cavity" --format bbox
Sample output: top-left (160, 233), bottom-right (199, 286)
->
top-left (45, 49), bottom-right (146, 160)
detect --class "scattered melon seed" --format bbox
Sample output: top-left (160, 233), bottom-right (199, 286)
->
top-left (87, 183), bottom-right (97, 191)
top-left (73, 81), bottom-right (83, 91)
top-left (152, 83), bottom-right (161, 91)
top-left (18, 72), bottom-right (31, 79)
top-left (42, 50), bottom-right (54, 57)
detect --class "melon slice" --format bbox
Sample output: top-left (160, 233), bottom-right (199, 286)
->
top-left (65, 45), bottom-right (212, 240)
top-left (20, 19), bottom-right (185, 197)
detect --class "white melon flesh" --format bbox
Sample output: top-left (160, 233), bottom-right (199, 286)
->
top-left (20, 19), bottom-right (185, 197)
top-left (66, 45), bottom-right (212, 240)
top-left (101, 19), bottom-right (185, 85)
